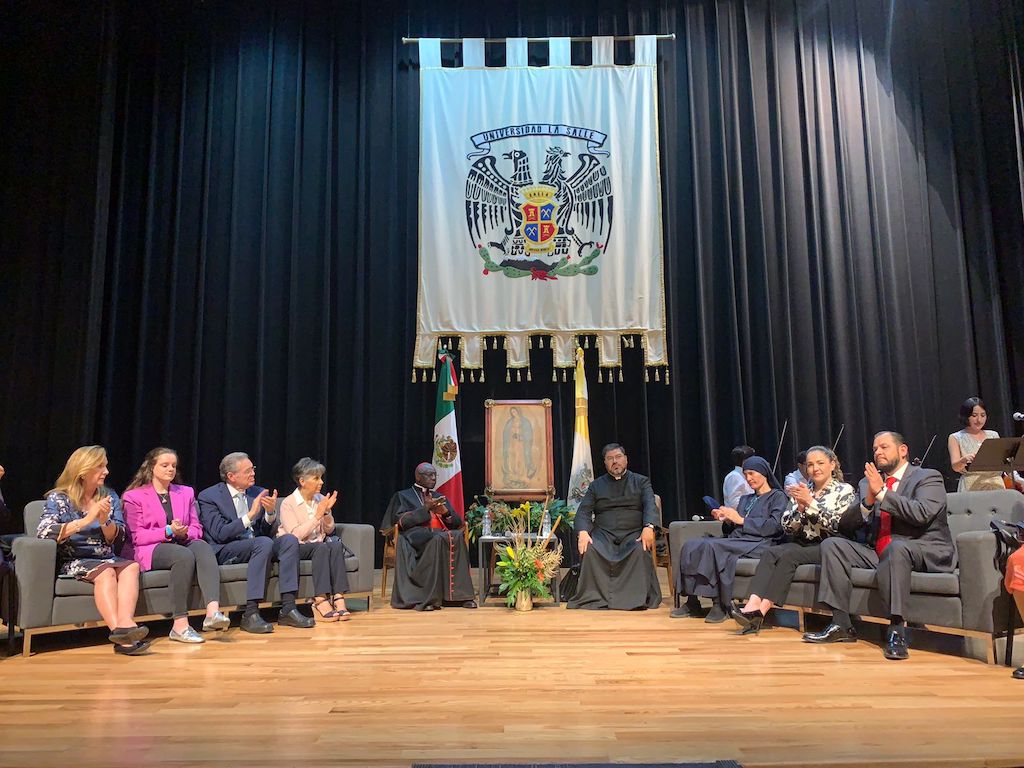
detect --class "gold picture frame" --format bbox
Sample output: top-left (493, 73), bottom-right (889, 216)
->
top-left (484, 399), bottom-right (555, 501)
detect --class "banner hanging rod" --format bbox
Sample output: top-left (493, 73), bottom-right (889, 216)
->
top-left (401, 34), bottom-right (675, 44)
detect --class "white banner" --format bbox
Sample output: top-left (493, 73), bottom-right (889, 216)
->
top-left (415, 38), bottom-right (667, 377)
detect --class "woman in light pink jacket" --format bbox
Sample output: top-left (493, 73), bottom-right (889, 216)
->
top-left (122, 448), bottom-right (229, 643)
top-left (278, 457), bottom-right (351, 621)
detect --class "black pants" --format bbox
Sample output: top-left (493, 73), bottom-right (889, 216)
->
top-left (298, 540), bottom-right (350, 596)
top-left (747, 541), bottom-right (821, 606)
top-left (215, 534), bottom-right (301, 601)
top-left (151, 539), bottom-right (220, 618)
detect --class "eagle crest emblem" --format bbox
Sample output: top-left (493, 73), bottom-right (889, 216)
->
top-left (434, 435), bottom-right (459, 467)
top-left (464, 140), bottom-right (614, 279)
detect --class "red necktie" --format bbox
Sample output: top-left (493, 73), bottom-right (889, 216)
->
top-left (875, 476), bottom-right (898, 556)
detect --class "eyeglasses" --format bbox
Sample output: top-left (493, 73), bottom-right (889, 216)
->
top-left (232, 466), bottom-right (256, 476)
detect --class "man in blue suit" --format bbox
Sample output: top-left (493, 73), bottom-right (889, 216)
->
top-left (198, 452), bottom-right (314, 633)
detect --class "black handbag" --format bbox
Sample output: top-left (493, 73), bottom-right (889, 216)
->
top-left (991, 519), bottom-right (1024, 573)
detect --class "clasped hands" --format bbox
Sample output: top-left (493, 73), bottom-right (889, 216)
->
top-left (786, 482), bottom-right (814, 509)
top-left (83, 495), bottom-right (113, 526)
top-left (711, 506), bottom-right (743, 525)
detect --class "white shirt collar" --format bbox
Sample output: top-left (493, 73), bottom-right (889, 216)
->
top-left (888, 461), bottom-right (910, 483)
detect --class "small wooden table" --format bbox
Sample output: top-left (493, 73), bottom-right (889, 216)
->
top-left (476, 533), bottom-right (561, 605)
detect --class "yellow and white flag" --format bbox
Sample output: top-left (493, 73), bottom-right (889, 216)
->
top-left (566, 346), bottom-right (594, 508)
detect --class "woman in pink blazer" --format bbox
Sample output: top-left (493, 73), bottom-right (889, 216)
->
top-left (122, 448), bottom-right (229, 643)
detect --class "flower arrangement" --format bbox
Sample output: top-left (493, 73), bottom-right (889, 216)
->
top-left (465, 496), bottom-right (574, 542)
top-left (493, 510), bottom-right (563, 610)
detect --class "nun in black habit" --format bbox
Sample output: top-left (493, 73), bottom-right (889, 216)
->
top-left (672, 456), bottom-right (786, 622)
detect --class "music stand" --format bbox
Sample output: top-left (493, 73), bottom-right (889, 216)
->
top-left (967, 437), bottom-right (1024, 475)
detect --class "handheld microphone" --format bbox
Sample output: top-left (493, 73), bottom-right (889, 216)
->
top-left (1013, 412), bottom-right (1024, 422)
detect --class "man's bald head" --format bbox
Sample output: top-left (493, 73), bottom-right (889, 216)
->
top-left (415, 463), bottom-right (438, 489)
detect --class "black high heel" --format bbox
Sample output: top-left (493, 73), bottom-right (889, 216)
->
top-left (729, 606), bottom-right (761, 629)
top-left (738, 613), bottom-right (764, 635)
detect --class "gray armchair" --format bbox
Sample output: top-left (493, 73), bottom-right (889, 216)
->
top-left (669, 490), bottom-right (1024, 663)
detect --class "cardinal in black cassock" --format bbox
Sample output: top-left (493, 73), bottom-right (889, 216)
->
top-left (380, 463), bottom-right (476, 611)
top-left (567, 443), bottom-right (662, 610)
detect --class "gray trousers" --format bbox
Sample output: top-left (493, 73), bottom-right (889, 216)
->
top-left (151, 539), bottom-right (221, 618)
top-left (297, 540), bottom-right (350, 596)
top-left (817, 537), bottom-right (928, 619)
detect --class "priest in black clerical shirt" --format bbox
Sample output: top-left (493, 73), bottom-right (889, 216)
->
top-left (380, 463), bottom-right (477, 611)
top-left (567, 443), bottom-right (662, 610)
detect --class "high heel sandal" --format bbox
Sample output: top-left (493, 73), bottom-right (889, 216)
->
top-left (738, 614), bottom-right (765, 635)
top-left (313, 596), bottom-right (340, 622)
top-left (729, 606), bottom-right (762, 630)
top-left (332, 596), bottom-right (352, 621)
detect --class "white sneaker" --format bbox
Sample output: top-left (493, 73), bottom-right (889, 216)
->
top-left (169, 626), bottom-right (205, 644)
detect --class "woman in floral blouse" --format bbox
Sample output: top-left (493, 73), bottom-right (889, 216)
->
top-left (731, 445), bottom-right (855, 634)
top-left (37, 446), bottom-right (150, 655)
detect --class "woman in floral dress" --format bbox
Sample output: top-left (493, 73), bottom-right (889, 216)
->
top-left (37, 445), bottom-right (150, 655)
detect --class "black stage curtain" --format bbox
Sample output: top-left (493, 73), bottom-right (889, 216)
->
top-left (2, 0), bottom-right (1023, 537)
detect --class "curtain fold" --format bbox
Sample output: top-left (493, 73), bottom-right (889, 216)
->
top-left (2, 0), bottom-right (1022, 535)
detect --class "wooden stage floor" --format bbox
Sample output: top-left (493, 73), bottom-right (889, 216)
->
top-left (0, 572), bottom-right (1021, 768)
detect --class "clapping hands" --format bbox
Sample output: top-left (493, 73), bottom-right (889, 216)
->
top-left (787, 483), bottom-right (813, 508)
top-left (864, 462), bottom-right (884, 499)
top-left (84, 495), bottom-right (112, 525)
top-left (315, 490), bottom-right (339, 519)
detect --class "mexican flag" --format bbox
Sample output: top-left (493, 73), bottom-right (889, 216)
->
top-left (432, 349), bottom-right (464, 515)
top-left (566, 346), bottom-right (594, 508)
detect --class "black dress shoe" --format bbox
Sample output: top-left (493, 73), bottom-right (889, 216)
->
top-left (802, 623), bottom-right (857, 643)
top-left (883, 628), bottom-right (909, 660)
top-left (461, 600), bottom-right (478, 609)
top-left (240, 613), bottom-right (274, 634)
top-left (669, 596), bottom-right (705, 619)
top-left (704, 605), bottom-right (728, 623)
top-left (1013, 666), bottom-right (1024, 679)
top-left (278, 608), bottom-right (315, 628)
top-left (113, 639), bottom-right (152, 656)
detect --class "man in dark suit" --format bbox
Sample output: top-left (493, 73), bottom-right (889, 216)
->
top-left (803, 431), bottom-right (955, 659)
top-left (380, 463), bottom-right (476, 611)
top-left (198, 451), bottom-right (314, 633)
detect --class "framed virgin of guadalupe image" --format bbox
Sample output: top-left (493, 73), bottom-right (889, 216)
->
top-left (484, 399), bottom-right (555, 501)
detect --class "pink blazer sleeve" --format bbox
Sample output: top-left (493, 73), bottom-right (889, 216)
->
top-left (123, 490), bottom-right (169, 547)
